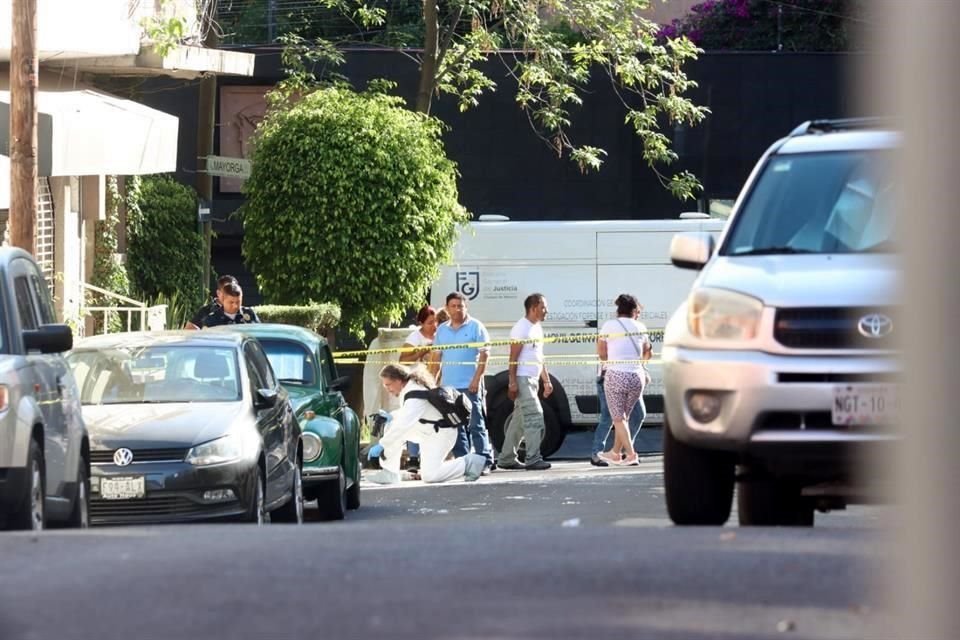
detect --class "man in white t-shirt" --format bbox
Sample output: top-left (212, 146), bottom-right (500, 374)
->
top-left (498, 293), bottom-right (553, 471)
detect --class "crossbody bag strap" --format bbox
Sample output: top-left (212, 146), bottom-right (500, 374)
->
top-left (616, 318), bottom-right (648, 372)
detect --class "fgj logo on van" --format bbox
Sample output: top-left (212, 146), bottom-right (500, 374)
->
top-left (456, 271), bottom-right (480, 300)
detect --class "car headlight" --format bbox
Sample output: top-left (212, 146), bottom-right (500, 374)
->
top-left (302, 432), bottom-right (323, 463)
top-left (186, 434), bottom-right (243, 467)
top-left (687, 288), bottom-right (763, 341)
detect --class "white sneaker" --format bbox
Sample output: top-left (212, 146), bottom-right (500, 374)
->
top-left (366, 469), bottom-right (401, 485)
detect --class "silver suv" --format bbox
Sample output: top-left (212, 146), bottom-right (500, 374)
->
top-left (0, 247), bottom-right (89, 529)
top-left (662, 119), bottom-right (897, 526)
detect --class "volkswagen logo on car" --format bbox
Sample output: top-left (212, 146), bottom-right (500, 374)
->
top-left (858, 313), bottom-right (893, 338)
top-left (113, 448), bottom-right (134, 467)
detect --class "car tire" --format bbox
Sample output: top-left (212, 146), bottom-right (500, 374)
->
top-left (9, 438), bottom-right (45, 531)
top-left (316, 465), bottom-right (346, 521)
top-left (486, 389), bottom-right (565, 460)
top-left (271, 461), bottom-right (304, 524)
top-left (346, 445), bottom-right (361, 511)
top-left (663, 417), bottom-right (735, 525)
top-left (737, 477), bottom-right (814, 527)
top-left (65, 458), bottom-right (90, 529)
top-left (241, 465), bottom-right (268, 525)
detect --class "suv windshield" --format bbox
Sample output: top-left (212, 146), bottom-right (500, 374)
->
top-left (68, 345), bottom-right (242, 405)
top-left (722, 150), bottom-right (895, 256)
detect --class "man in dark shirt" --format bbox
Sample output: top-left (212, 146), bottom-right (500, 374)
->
top-left (198, 281), bottom-right (260, 327)
top-left (186, 275), bottom-right (240, 330)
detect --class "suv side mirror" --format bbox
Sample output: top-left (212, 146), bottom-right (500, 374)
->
top-left (23, 324), bottom-right (73, 353)
top-left (330, 375), bottom-right (351, 392)
top-left (255, 388), bottom-right (278, 409)
top-left (670, 232), bottom-right (715, 270)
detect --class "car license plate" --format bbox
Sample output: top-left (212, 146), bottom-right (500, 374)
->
top-left (832, 385), bottom-right (898, 426)
top-left (100, 476), bottom-right (145, 500)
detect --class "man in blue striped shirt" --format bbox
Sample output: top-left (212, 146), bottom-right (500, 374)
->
top-left (431, 292), bottom-right (494, 472)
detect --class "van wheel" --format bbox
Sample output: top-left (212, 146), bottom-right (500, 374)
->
top-left (65, 459), bottom-right (90, 528)
top-left (9, 439), bottom-right (45, 531)
top-left (486, 390), bottom-right (565, 459)
top-left (738, 477), bottom-right (814, 527)
top-left (663, 417), bottom-right (734, 525)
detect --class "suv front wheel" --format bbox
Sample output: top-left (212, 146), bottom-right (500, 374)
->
top-left (663, 417), bottom-right (735, 525)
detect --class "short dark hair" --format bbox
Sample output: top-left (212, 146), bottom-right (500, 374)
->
top-left (446, 291), bottom-right (466, 305)
top-left (222, 282), bottom-right (243, 298)
top-left (524, 293), bottom-right (545, 312)
top-left (615, 293), bottom-right (640, 317)
top-left (217, 275), bottom-right (238, 290)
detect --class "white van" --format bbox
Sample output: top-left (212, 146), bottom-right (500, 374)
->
top-left (364, 216), bottom-right (724, 457)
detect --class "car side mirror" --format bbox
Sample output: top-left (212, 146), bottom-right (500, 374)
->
top-left (330, 375), bottom-right (351, 392)
top-left (23, 323), bottom-right (73, 353)
top-left (255, 388), bottom-right (278, 409)
top-left (670, 232), bottom-right (716, 270)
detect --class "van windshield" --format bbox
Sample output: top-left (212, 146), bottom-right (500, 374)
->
top-left (721, 150), bottom-right (895, 256)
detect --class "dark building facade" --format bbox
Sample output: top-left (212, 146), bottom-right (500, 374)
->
top-left (137, 49), bottom-right (861, 303)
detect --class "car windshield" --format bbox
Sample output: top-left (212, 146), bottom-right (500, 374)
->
top-left (258, 338), bottom-right (316, 387)
top-left (722, 149), bottom-right (895, 256)
top-left (68, 345), bottom-right (242, 405)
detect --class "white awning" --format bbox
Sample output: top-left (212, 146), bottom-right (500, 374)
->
top-left (0, 77), bottom-right (178, 177)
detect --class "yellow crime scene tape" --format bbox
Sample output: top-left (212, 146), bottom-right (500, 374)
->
top-left (332, 329), bottom-right (663, 366)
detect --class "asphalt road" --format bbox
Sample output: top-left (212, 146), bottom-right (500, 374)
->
top-left (0, 458), bottom-right (894, 640)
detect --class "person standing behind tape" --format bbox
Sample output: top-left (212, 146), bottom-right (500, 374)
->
top-left (398, 304), bottom-right (440, 471)
top-left (498, 293), bottom-right (552, 471)
top-left (596, 294), bottom-right (651, 466)
top-left (430, 292), bottom-right (494, 472)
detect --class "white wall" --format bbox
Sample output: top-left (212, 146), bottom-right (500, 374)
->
top-left (0, 0), bottom-right (201, 61)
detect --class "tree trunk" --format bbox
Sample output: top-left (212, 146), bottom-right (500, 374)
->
top-left (416, 0), bottom-right (440, 114)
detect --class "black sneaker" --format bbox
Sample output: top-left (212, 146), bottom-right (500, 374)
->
top-left (405, 456), bottom-right (420, 472)
top-left (497, 461), bottom-right (525, 470)
top-left (590, 455), bottom-right (609, 467)
top-left (525, 460), bottom-right (551, 471)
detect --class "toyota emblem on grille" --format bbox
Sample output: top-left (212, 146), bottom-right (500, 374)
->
top-left (858, 313), bottom-right (893, 338)
top-left (113, 448), bottom-right (134, 466)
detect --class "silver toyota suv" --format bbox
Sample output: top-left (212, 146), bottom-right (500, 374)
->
top-left (662, 119), bottom-right (897, 526)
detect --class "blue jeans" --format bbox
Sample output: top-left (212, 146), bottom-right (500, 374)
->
top-left (452, 389), bottom-right (493, 466)
top-left (592, 377), bottom-right (646, 456)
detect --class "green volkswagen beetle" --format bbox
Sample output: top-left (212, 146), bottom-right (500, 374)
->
top-left (219, 324), bottom-right (360, 520)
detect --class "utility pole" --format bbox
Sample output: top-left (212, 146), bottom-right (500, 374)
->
top-left (9, 0), bottom-right (38, 252)
top-left (197, 2), bottom-right (218, 293)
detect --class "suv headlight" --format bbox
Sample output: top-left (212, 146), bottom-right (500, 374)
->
top-left (186, 434), bottom-right (242, 466)
top-left (687, 288), bottom-right (763, 341)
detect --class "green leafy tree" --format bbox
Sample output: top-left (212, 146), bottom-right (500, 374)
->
top-left (125, 175), bottom-right (206, 316)
top-left (226, 0), bottom-right (708, 199)
top-left (241, 86), bottom-right (469, 333)
top-left (87, 176), bottom-right (131, 333)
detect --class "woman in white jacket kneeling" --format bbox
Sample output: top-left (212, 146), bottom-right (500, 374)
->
top-left (367, 363), bottom-right (487, 485)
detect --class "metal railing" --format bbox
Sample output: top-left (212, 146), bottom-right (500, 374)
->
top-left (80, 282), bottom-right (167, 335)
